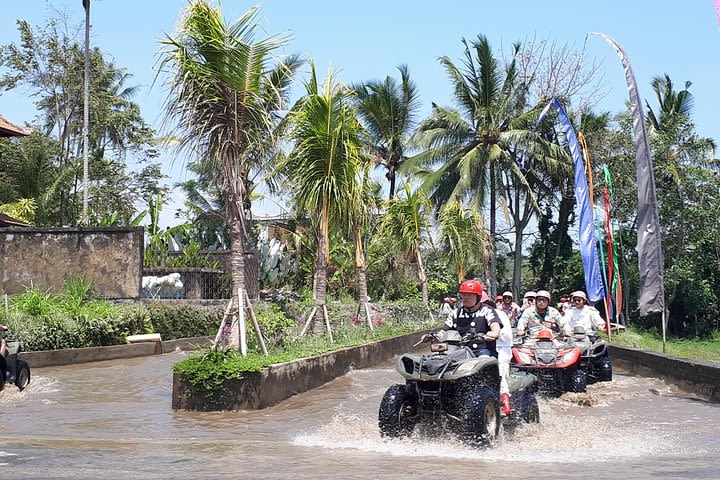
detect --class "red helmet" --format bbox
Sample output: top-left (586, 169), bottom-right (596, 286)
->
top-left (459, 280), bottom-right (483, 296)
top-left (495, 295), bottom-right (503, 301)
top-left (443, 297), bottom-right (451, 303)
top-left (537, 329), bottom-right (553, 340)
top-left (450, 298), bottom-right (457, 303)
top-left (560, 297), bottom-right (567, 302)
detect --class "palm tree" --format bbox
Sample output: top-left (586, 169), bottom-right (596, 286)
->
top-left (158, 3), bottom-right (301, 347)
top-left (409, 35), bottom-right (566, 295)
top-left (438, 200), bottom-right (490, 283)
top-left (378, 182), bottom-right (432, 303)
top-left (352, 65), bottom-right (420, 200)
top-left (280, 64), bottom-right (364, 334)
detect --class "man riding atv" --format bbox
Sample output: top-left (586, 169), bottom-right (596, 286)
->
top-left (562, 291), bottom-right (605, 334)
top-left (422, 280), bottom-right (513, 415)
top-left (516, 290), bottom-right (572, 339)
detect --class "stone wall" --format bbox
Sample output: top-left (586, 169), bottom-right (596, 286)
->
top-left (0, 227), bottom-right (143, 299)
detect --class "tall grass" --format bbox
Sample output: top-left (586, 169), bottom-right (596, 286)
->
top-left (610, 326), bottom-right (720, 365)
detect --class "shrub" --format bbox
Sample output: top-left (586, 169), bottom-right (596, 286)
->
top-left (146, 303), bottom-right (222, 340)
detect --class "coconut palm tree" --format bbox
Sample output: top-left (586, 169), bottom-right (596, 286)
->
top-left (352, 65), bottom-right (420, 200)
top-left (438, 200), bottom-right (490, 283)
top-left (158, 3), bottom-right (301, 347)
top-left (408, 35), bottom-right (566, 295)
top-left (378, 182), bottom-right (432, 303)
top-left (280, 64), bottom-right (364, 333)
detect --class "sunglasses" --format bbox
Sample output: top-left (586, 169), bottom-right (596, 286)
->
top-left (526, 297), bottom-right (536, 302)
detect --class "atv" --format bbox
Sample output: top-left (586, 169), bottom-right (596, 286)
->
top-left (567, 326), bottom-right (612, 383)
top-left (378, 330), bottom-right (538, 447)
top-left (0, 339), bottom-right (31, 392)
top-left (511, 329), bottom-right (585, 396)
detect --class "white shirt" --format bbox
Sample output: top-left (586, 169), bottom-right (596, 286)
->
top-left (495, 309), bottom-right (514, 348)
top-left (563, 305), bottom-right (605, 333)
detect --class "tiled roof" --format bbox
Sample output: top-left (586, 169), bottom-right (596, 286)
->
top-left (0, 212), bottom-right (30, 227)
top-left (0, 114), bottom-right (30, 137)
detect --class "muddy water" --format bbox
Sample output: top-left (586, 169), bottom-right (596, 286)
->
top-left (0, 351), bottom-right (718, 479)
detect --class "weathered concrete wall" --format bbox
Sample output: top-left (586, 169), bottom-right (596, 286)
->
top-left (0, 227), bottom-right (143, 299)
top-left (608, 344), bottom-right (720, 402)
top-left (172, 331), bottom-right (422, 411)
top-left (19, 336), bottom-right (213, 368)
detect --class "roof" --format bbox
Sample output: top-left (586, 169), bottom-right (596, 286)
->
top-left (0, 212), bottom-right (30, 227)
top-left (0, 115), bottom-right (30, 137)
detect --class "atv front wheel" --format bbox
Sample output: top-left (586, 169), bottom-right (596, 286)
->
top-left (15, 360), bottom-right (30, 391)
top-left (459, 386), bottom-right (500, 447)
top-left (378, 384), bottom-right (417, 438)
top-left (568, 369), bottom-right (587, 393)
top-left (597, 357), bottom-right (612, 382)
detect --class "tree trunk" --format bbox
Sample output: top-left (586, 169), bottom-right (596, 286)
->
top-left (312, 200), bottom-right (330, 334)
top-left (388, 168), bottom-right (397, 201)
top-left (489, 164), bottom-right (497, 296)
top-left (354, 226), bottom-right (369, 322)
top-left (416, 247), bottom-right (428, 304)
top-left (228, 217), bottom-right (246, 349)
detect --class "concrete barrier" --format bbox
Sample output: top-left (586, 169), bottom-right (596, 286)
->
top-left (172, 331), bottom-right (422, 411)
top-left (608, 344), bottom-right (720, 402)
top-left (19, 336), bottom-right (213, 368)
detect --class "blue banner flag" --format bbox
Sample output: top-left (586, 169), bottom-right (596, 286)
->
top-left (549, 99), bottom-right (606, 302)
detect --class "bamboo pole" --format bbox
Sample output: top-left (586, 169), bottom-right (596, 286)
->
top-left (213, 296), bottom-right (236, 347)
top-left (300, 307), bottom-right (317, 336)
top-left (365, 303), bottom-right (374, 331)
top-left (323, 305), bottom-right (333, 343)
top-left (244, 290), bottom-right (268, 356)
top-left (238, 289), bottom-right (247, 356)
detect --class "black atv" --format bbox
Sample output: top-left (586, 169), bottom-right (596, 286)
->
top-left (567, 326), bottom-right (612, 383)
top-left (0, 339), bottom-right (31, 392)
top-left (378, 330), bottom-right (538, 447)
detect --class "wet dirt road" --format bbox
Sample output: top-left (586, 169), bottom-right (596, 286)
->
top-left (1, 351), bottom-right (719, 479)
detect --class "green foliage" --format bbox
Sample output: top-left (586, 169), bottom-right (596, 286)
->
top-left (610, 326), bottom-right (720, 365)
top-left (172, 301), bottom-right (436, 400)
top-left (145, 303), bottom-right (221, 340)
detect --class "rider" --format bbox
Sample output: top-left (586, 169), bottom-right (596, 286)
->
top-left (430, 279), bottom-right (502, 358)
top-left (440, 297), bottom-right (455, 316)
top-left (498, 291), bottom-right (521, 327)
top-left (516, 290), bottom-right (572, 338)
top-left (0, 324), bottom-right (13, 380)
top-left (481, 293), bottom-right (514, 415)
top-left (521, 291), bottom-right (536, 311)
top-left (563, 291), bottom-right (606, 335)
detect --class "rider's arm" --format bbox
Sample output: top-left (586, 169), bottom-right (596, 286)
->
top-left (485, 321), bottom-right (501, 339)
top-left (516, 311), bottom-right (528, 335)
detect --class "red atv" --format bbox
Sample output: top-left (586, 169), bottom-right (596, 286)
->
top-left (511, 329), bottom-right (586, 396)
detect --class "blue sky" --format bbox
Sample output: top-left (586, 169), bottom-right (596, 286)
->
top-left (1, 1), bottom-right (719, 226)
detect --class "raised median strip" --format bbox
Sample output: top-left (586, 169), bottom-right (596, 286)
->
top-left (608, 344), bottom-right (720, 402)
top-left (18, 336), bottom-right (213, 368)
top-left (172, 331), bottom-right (421, 411)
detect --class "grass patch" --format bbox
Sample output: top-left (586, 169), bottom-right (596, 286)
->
top-left (609, 326), bottom-right (720, 365)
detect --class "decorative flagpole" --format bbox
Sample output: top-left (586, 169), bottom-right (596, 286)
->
top-left (590, 32), bottom-right (666, 353)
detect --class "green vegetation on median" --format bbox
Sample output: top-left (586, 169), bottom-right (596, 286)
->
top-left (609, 326), bottom-right (720, 365)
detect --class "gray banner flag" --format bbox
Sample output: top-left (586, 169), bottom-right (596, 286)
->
top-left (589, 33), bottom-right (665, 316)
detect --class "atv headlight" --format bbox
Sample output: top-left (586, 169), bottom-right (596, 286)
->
top-left (454, 359), bottom-right (480, 375)
top-left (562, 350), bottom-right (579, 363)
top-left (516, 350), bottom-right (532, 364)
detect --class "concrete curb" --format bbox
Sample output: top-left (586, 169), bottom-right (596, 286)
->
top-left (172, 330), bottom-right (422, 411)
top-left (608, 344), bottom-right (720, 402)
top-left (18, 336), bottom-right (213, 368)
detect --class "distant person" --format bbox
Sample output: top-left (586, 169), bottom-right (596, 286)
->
top-left (440, 297), bottom-right (455, 316)
top-left (481, 293), bottom-right (514, 415)
top-left (521, 291), bottom-right (536, 311)
top-left (498, 291), bottom-right (521, 327)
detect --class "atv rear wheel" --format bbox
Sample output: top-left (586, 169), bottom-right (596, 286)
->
top-left (459, 386), bottom-right (500, 447)
top-left (568, 369), bottom-right (587, 393)
top-left (597, 357), bottom-right (612, 382)
top-left (15, 360), bottom-right (30, 391)
top-left (378, 384), bottom-right (417, 438)
top-left (522, 394), bottom-right (540, 423)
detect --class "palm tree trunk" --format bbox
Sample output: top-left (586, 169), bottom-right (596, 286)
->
top-left (489, 164), bottom-right (497, 296)
top-left (354, 226), bottom-right (369, 322)
top-left (388, 168), bottom-right (397, 201)
top-left (416, 247), bottom-right (428, 304)
top-left (229, 217), bottom-right (246, 348)
top-left (312, 200), bottom-right (330, 334)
